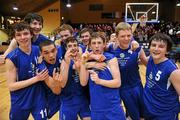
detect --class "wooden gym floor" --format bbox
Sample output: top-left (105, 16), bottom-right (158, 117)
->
top-left (0, 63), bottom-right (179, 120)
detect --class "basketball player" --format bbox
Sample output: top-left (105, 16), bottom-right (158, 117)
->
top-left (143, 33), bottom-right (180, 120)
top-left (6, 22), bottom-right (49, 119)
top-left (39, 40), bottom-right (63, 118)
top-left (80, 32), bottom-right (126, 120)
top-left (107, 22), bottom-right (147, 120)
top-left (59, 37), bottom-right (91, 120)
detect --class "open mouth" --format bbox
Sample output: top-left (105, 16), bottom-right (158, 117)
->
top-left (94, 50), bottom-right (101, 54)
top-left (49, 58), bottom-right (55, 62)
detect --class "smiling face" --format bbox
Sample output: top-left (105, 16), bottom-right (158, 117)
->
top-left (15, 29), bottom-right (32, 48)
top-left (116, 29), bottom-right (132, 49)
top-left (150, 40), bottom-right (168, 63)
top-left (148, 33), bottom-right (173, 64)
top-left (80, 31), bottom-right (91, 46)
top-left (41, 44), bottom-right (57, 64)
top-left (29, 20), bottom-right (42, 36)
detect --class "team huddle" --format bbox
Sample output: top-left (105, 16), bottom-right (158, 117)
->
top-left (0, 13), bottom-right (180, 120)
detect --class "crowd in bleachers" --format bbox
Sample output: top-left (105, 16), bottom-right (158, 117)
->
top-left (134, 21), bottom-right (180, 45)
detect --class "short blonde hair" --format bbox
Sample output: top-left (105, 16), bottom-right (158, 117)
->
top-left (115, 22), bottom-right (132, 35)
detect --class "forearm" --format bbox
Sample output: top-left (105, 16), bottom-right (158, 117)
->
top-left (60, 60), bottom-right (70, 88)
top-left (98, 78), bottom-right (120, 88)
top-left (44, 77), bottom-right (61, 95)
top-left (139, 49), bottom-right (148, 66)
top-left (79, 63), bottom-right (88, 86)
top-left (170, 70), bottom-right (180, 96)
top-left (99, 58), bottom-right (121, 88)
top-left (8, 76), bottom-right (38, 91)
top-left (85, 62), bottom-right (96, 69)
top-left (132, 23), bottom-right (138, 33)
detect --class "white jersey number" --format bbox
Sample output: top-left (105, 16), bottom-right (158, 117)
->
top-left (40, 108), bottom-right (47, 118)
top-left (155, 70), bottom-right (162, 81)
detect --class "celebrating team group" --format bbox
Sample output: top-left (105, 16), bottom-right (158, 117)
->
top-left (0, 13), bottom-right (179, 120)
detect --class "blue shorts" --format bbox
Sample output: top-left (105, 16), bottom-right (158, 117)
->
top-left (10, 103), bottom-right (47, 120)
top-left (120, 84), bottom-right (144, 119)
top-left (91, 105), bottom-right (126, 120)
top-left (60, 97), bottom-right (90, 120)
top-left (46, 95), bottom-right (60, 118)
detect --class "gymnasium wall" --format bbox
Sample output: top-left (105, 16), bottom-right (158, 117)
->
top-left (0, 30), bottom-right (8, 42)
top-left (175, 6), bottom-right (180, 22)
top-left (34, 0), bottom-right (179, 35)
top-left (62, 0), bottom-right (135, 24)
top-left (61, 0), bottom-right (179, 24)
top-left (37, 0), bottom-right (61, 36)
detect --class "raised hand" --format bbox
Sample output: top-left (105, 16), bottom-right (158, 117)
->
top-left (64, 49), bottom-right (72, 64)
top-left (131, 40), bottom-right (139, 51)
top-left (94, 62), bottom-right (107, 70)
top-left (89, 70), bottom-right (101, 85)
top-left (81, 51), bottom-right (90, 63)
top-left (53, 68), bottom-right (61, 82)
top-left (74, 59), bottom-right (81, 71)
top-left (37, 55), bottom-right (43, 64)
top-left (36, 69), bottom-right (49, 82)
top-left (89, 53), bottom-right (106, 62)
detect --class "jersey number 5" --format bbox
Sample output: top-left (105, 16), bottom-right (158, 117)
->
top-left (155, 70), bottom-right (162, 81)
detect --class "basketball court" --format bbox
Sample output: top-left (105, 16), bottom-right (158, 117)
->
top-left (0, 1), bottom-right (180, 120)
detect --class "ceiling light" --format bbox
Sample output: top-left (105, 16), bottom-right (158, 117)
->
top-left (176, 3), bottom-right (180, 6)
top-left (12, 3), bottom-right (18, 11)
top-left (13, 6), bottom-right (18, 11)
top-left (66, 3), bottom-right (71, 8)
top-left (66, 0), bottom-right (71, 8)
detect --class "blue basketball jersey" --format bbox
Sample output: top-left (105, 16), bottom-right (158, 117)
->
top-left (6, 46), bottom-right (46, 109)
top-left (60, 60), bottom-right (87, 104)
top-left (79, 44), bottom-right (86, 53)
top-left (32, 34), bottom-right (48, 46)
top-left (107, 44), bottom-right (142, 89)
top-left (43, 46), bottom-right (63, 118)
top-left (89, 52), bottom-right (121, 112)
top-left (60, 60), bottom-right (90, 119)
top-left (144, 56), bottom-right (179, 116)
